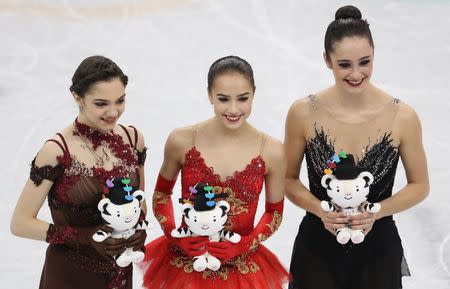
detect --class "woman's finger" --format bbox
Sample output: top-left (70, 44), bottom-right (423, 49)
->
top-left (104, 237), bottom-right (127, 246)
top-left (350, 212), bottom-right (370, 220)
top-left (327, 211), bottom-right (348, 218)
top-left (325, 216), bottom-right (351, 224)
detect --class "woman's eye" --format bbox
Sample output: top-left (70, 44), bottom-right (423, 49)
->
top-left (360, 59), bottom-right (370, 66)
top-left (117, 98), bottom-right (126, 104)
top-left (238, 97), bottom-right (249, 102)
top-left (338, 63), bottom-right (350, 68)
top-left (218, 98), bottom-right (228, 102)
top-left (94, 103), bottom-right (107, 107)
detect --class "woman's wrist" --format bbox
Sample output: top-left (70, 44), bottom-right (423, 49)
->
top-left (311, 200), bottom-right (325, 218)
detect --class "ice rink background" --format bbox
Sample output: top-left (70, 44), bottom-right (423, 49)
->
top-left (1, 0), bottom-right (449, 288)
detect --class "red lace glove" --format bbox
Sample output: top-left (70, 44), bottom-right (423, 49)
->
top-left (207, 199), bottom-right (284, 262)
top-left (46, 224), bottom-right (127, 260)
top-left (153, 174), bottom-right (208, 257)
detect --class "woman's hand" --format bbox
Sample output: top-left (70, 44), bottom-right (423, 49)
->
top-left (320, 211), bottom-right (350, 235)
top-left (170, 236), bottom-right (209, 258)
top-left (63, 225), bottom-right (128, 260)
top-left (207, 239), bottom-right (249, 262)
top-left (97, 236), bottom-right (128, 259)
top-left (348, 211), bottom-right (377, 234)
top-left (127, 230), bottom-right (147, 251)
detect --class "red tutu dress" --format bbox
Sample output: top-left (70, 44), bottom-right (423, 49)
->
top-left (142, 132), bottom-right (289, 289)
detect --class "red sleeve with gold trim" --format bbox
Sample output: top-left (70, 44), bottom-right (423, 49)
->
top-left (207, 199), bottom-right (283, 261)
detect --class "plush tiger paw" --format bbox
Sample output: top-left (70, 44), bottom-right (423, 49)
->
top-left (207, 255), bottom-right (221, 271)
top-left (336, 228), bottom-right (351, 244)
top-left (351, 230), bottom-right (365, 244)
top-left (193, 255), bottom-right (208, 272)
top-left (321, 201), bottom-right (335, 212)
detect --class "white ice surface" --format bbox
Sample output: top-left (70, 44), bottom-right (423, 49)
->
top-left (1, 1), bottom-right (449, 288)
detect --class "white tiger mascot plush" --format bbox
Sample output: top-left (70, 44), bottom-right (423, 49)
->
top-left (171, 183), bottom-right (241, 272)
top-left (321, 153), bottom-right (381, 244)
top-left (92, 177), bottom-right (149, 267)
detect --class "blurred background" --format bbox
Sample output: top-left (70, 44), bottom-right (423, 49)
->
top-left (1, 0), bottom-right (449, 288)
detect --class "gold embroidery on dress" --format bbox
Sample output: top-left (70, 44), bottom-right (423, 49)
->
top-left (266, 211), bottom-right (282, 233)
top-left (153, 191), bottom-right (170, 224)
top-left (169, 253), bottom-right (260, 279)
top-left (208, 186), bottom-right (248, 230)
top-left (225, 187), bottom-right (248, 216)
top-left (228, 256), bottom-right (260, 274)
top-left (168, 186), bottom-right (262, 279)
top-left (202, 266), bottom-right (230, 280)
top-left (223, 187), bottom-right (248, 230)
top-left (249, 233), bottom-right (267, 252)
top-left (249, 211), bottom-right (282, 252)
top-left (169, 256), bottom-right (194, 273)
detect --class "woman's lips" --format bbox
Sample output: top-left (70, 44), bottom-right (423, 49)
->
top-left (101, 117), bottom-right (117, 125)
top-left (224, 115), bottom-right (242, 123)
top-left (345, 78), bottom-right (364, 87)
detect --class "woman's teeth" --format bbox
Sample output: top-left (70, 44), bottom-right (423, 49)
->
top-left (346, 79), bottom-right (363, 87)
top-left (225, 115), bottom-right (241, 122)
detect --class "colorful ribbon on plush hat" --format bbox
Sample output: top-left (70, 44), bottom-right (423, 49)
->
top-left (179, 183), bottom-right (229, 206)
top-left (324, 150), bottom-right (347, 175)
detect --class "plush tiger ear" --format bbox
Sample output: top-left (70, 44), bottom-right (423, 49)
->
top-left (321, 174), bottom-right (335, 189)
top-left (98, 198), bottom-right (112, 216)
top-left (132, 190), bottom-right (145, 202)
top-left (181, 203), bottom-right (194, 218)
top-left (358, 171), bottom-right (374, 187)
top-left (216, 200), bottom-right (230, 217)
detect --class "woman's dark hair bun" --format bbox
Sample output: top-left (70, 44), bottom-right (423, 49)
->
top-left (335, 5), bottom-right (362, 20)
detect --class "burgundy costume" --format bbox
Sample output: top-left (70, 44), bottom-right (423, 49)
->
top-left (30, 120), bottom-right (146, 289)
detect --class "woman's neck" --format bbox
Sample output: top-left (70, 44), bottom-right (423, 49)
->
top-left (332, 83), bottom-right (380, 109)
top-left (76, 114), bottom-right (112, 133)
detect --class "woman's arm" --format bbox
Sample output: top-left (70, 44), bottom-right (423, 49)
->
top-left (10, 141), bottom-right (62, 241)
top-left (284, 100), bottom-right (323, 216)
top-left (134, 128), bottom-right (147, 213)
top-left (264, 137), bottom-right (286, 204)
top-left (152, 129), bottom-right (180, 233)
top-left (284, 99), bottom-right (349, 234)
top-left (378, 104), bottom-right (430, 218)
top-left (126, 127), bottom-right (149, 250)
top-left (152, 127), bottom-right (208, 257)
top-left (207, 137), bottom-right (286, 261)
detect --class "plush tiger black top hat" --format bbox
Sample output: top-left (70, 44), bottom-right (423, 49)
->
top-left (333, 154), bottom-right (362, 179)
top-left (104, 177), bottom-right (137, 205)
top-left (179, 183), bottom-right (228, 211)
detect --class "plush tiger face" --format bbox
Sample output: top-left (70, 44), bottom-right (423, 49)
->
top-left (97, 190), bottom-right (145, 232)
top-left (182, 200), bottom-right (230, 236)
top-left (321, 172), bottom-right (374, 208)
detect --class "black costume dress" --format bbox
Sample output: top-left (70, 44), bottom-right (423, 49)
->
top-left (289, 95), bottom-right (410, 289)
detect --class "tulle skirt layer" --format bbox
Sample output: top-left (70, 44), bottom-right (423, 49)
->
top-left (141, 236), bottom-right (290, 289)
